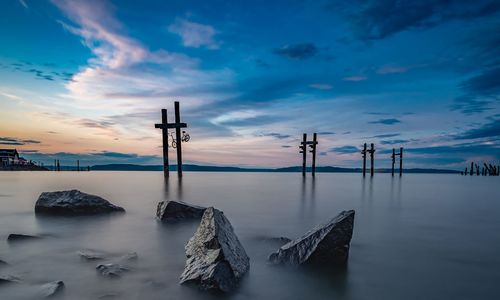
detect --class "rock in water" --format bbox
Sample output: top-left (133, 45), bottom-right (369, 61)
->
top-left (0, 275), bottom-right (21, 285)
top-left (7, 234), bottom-right (40, 242)
top-left (156, 201), bottom-right (206, 222)
top-left (269, 210), bottom-right (355, 266)
top-left (38, 281), bottom-right (64, 298)
top-left (78, 249), bottom-right (107, 261)
top-left (96, 264), bottom-right (129, 278)
top-left (180, 207), bottom-right (250, 292)
top-left (0, 259), bottom-right (7, 266)
top-left (35, 190), bottom-right (125, 215)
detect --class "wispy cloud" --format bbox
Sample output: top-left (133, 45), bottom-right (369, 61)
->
top-left (309, 83), bottom-right (333, 90)
top-left (0, 137), bottom-right (41, 145)
top-left (369, 118), bottom-right (401, 125)
top-left (343, 75), bottom-right (367, 82)
top-left (168, 18), bottom-right (219, 49)
top-left (273, 43), bottom-right (318, 60)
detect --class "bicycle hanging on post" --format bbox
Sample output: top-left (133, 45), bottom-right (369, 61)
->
top-left (169, 130), bottom-right (190, 148)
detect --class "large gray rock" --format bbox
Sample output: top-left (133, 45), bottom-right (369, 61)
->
top-left (0, 259), bottom-right (7, 266)
top-left (35, 190), bottom-right (124, 215)
top-left (269, 210), bottom-right (355, 266)
top-left (180, 207), bottom-right (249, 292)
top-left (37, 281), bottom-right (64, 298)
top-left (156, 201), bottom-right (206, 222)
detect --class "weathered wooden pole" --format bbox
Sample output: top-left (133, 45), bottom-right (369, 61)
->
top-left (161, 109), bottom-right (170, 177)
top-left (77, 160), bottom-right (80, 172)
top-left (391, 148), bottom-right (395, 176)
top-left (57, 160), bottom-right (60, 172)
top-left (54, 159), bottom-right (56, 171)
top-left (399, 147), bottom-right (403, 176)
top-left (370, 143), bottom-right (375, 177)
top-left (470, 162), bottom-right (474, 176)
top-left (301, 133), bottom-right (307, 177)
top-left (362, 143), bottom-right (367, 177)
top-left (311, 133), bottom-right (317, 177)
top-left (174, 101), bottom-right (183, 177)
top-left (476, 164), bottom-right (480, 176)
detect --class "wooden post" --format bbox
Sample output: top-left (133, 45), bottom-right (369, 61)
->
top-left (87, 166), bottom-right (90, 171)
top-left (391, 148), bottom-right (395, 176)
top-left (174, 101), bottom-right (183, 177)
top-left (57, 160), bottom-right (60, 172)
top-left (301, 133), bottom-right (307, 177)
top-left (161, 109), bottom-right (170, 178)
top-left (399, 147), bottom-right (403, 176)
top-left (362, 143), bottom-right (367, 177)
top-left (470, 162), bottom-right (474, 176)
top-left (311, 133), bottom-right (317, 177)
top-left (370, 143), bottom-right (375, 177)
top-left (54, 159), bottom-right (56, 171)
top-left (77, 160), bottom-right (80, 172)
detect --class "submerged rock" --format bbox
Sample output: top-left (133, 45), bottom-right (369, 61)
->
top-left (156, 200), bottom-right (206, 222)
top-left (119, 252), bottom-right (138, 261)
top-left (7, 234), bottom-right (40, 242)
top-left (269, 210), bottom-right (355, 266)
top-left (180, 207), bottom-right (250, 292)
top-left (35, 190), bottom-right (125, 215)
top-left (78, 249), bottom-right (107, 261)
top-left (0, 275), bottom-right (21, 285)
top-left (96, 264), bottom-right (129, 278)
top-left (37, 281), bottom-right (64, 298)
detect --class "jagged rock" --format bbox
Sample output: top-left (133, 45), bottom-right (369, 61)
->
top-left (35, 190), bottom-right (125, 215)
top-left (78, 249), bottom-right (107, 261)
top-left (269, 210), bottom-right (355, 266)
top-left (0, 259), bottom-right (7, 266)
top-left (156, 200), bottom-right (206, 222)
top-left (0, 275), bottom-right (21, 285)
top-left (96, 264), bottom-right (129, 278)
top-left (37, 281), bottom-right (64, 298)
top-left (7, 234), bottom-right (40, 242)
top-left (180, 207), bottom-right (249, 292)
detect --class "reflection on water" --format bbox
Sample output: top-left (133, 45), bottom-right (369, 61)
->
top-left (0, 172), bottom-right (500, 299)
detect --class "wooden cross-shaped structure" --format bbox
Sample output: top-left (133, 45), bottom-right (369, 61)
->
top-left (361, 143), bottom-right (375, 177)
top-left (299, 133), bottom-right (319, 177)
top-left (155, 101), bottom-right (187, 177)
top-left (391, 147), bottom-right (403, 176)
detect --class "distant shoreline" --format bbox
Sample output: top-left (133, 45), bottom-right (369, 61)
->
top-left (85, 164), bottom-right (461, 174)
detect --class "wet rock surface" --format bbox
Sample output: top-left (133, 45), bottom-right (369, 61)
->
top-left (96, 264), bottom-right (129, 278)
top-left (0, 259), bottom-right (7, 266)
top-left (37, 280), bottom-right (64, 298)
top-left (180, 207), bottom-right (250, 292)
top-left (35, 190), bottom-right (125, 215)
top-left (156, 200), bottom-right (206, 222)
top-left (269, 210), bottom-right (355, 266)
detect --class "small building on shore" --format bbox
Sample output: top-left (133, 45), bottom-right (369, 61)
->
top-left (0, 149), bottom-right (20, 166)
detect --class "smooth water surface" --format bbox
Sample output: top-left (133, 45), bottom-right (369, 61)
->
top-left (0, 172), bottom-right (499, 299)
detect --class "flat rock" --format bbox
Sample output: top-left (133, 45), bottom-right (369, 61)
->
top-left (0, 275), bottom-right (21, 285)
top-left (180, 207), bottom-right (250, 292)
top-left (35, 190), bottom-right (125, 215)
top-left (37, 281), bottom-right (64, 298)
top-left (156, 200), bottom-right (206, 222)
top-left (7, 234), bottom-right (40, 242)
top-left (269, 210), bottom-right (355, 266)
top-left (96, 264), bottom-right (129, 278)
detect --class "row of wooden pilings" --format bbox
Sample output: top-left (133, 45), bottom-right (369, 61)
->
top-left (300, 134), bottom-right (404, 177)
top-left (461, 162), bottom-right (499, 176)
top-left (52, 159), bottom-right (90, 171)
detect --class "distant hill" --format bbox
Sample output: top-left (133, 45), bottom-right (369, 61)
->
top-left (90, 164), bottom-right (460, 174)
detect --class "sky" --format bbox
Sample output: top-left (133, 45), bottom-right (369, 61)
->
top-left (0, 0), bottom-right (499, 169)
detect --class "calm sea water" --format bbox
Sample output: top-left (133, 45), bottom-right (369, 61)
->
top-left (0, 171), bottom-right (499, 299)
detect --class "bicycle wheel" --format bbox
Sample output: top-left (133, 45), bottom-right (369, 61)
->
top-left (184, 134), bottom-right (190, 142)
top-left (172, 140), bottom-right (177, 148)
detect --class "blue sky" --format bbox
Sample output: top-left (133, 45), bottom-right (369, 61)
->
top-left (0, 0), bottom-right (499, 169)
